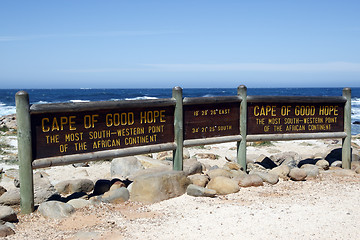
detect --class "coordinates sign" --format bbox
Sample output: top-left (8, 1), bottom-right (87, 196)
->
top-left (184, 102), bottom-right (240, 139)
top-left (31, 106), bottom-right (174, 159)
top-left (247, 102), bottom-right (344, 135)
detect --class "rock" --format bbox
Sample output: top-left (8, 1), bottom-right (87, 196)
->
top-left (72, 162), bottom-right (89, 168)
top-left (195, 153), bottom-right (217, 160)
top-left (156, 151), bottom-right (173, 161)
top-left (207, 176), bottom-right (240, 195)
top-left (238, 174), bottom-right (263, 187)
top-left (0, 188), bottom-right (20, 205)
top-left (223, 162), bottom-right (242, 171)
top-left (331, 160), bottom-right (342, 168)
top-left (111, 156), bottom-right (144, 179)
top-left (353, 120), bottom-right (360, 124)
top-left (183, 158), bottom-right (203, 176)
top-left (109, 180), bottom-right (126, 192)
top-left (252, 171), bottom-right (279, 185)
top-left (280, 156), bottom-right (298, 169)
top-left (186, 184), bottom-right (216, 197)
top-left (269, 165), bottom-right (290, 179)
top-left (34, 183), bottom-right (59, 205)
top-left (247, 162), bottom-right (266, 172)
top-left (102, 187), bottom-right (130, 203)
top-left (136, 155), bottom-right (171, 168)
top-left (0, 224), bottom-right (15, 237)
top-left (270, 151), bottom-right (301, 165)
top-left (93, 179), bottom-right (112, 195)
top-left (206, 168), bottom-right (232, 179)
top-left (301, 164), bottom-right (320, 179)
top-left (0, 186), bottom-right (6, 197)
top-left (130, 171), bottom-right (190, 203)
top-left (289, 168), bottom-right (307, 181)
top-left (229, 169), bottom-right (246, 178)
top-left (355, 166), bottom-right (360, 174)
top-left (315, 159), bottom-right (330, 170)
top-left (67, 199), bottom-right (90, 209)
top-left (188, 174), bottom-right (209, 187)
top-left (55, 179), bottom-right (94, 195)
top-left (183, 148), bottom-right (191, 159)
top-left (0, 206), bottom-right (17, 222)
top-left (38, 201), bottom-right (75, 219)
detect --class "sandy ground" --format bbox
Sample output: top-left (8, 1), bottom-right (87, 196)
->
top-left (1, 137), bottom-right (360, 240)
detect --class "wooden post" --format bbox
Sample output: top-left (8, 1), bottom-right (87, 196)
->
top-left (342, 88), bottom-right (351, 169)
top-left (15, 91), bottom-right (34, 214)
top-left (237, 85), bottom-right (247, 171)
top-left (172, 86), bottom-right (183, 171)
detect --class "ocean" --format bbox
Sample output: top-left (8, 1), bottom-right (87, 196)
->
top-left (1, 88), bottom-right (360, 135)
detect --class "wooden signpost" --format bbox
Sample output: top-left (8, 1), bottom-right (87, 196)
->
top-left (16, 86), bottom-right (352, 214)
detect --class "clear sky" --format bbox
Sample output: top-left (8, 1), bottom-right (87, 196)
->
top-left (1, 0), bottom-right (360, 88)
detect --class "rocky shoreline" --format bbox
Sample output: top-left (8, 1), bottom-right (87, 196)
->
top-left (1, 114), bottom-right (360, 239)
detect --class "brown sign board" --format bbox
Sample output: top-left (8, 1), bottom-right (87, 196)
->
top-left (247, 102), bottom-right (344, 135)
top-left (184, 102), bottom-right (240, 140)
top-left (31, 106), bottom-right (174, 159)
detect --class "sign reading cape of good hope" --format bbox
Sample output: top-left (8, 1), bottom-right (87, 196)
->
top-left (247, 101), bottom-right (344, 135)
top-left (31, 105), bottom-right (174, 159)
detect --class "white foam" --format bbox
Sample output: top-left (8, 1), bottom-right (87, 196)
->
top-left (70, 100), bottom-right (90, 103)
top-left (0, 103), bottom-right (16, 117)
top-left (125, 96), bottom-right (158, 100)
top-left (352, 98), bottom-right (360, 105)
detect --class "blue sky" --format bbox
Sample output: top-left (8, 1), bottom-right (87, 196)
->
top-left (1, 0), bottom-right (360, 88)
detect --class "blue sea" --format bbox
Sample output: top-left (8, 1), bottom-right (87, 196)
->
top-left (1, 88), bottom-right (360, 135)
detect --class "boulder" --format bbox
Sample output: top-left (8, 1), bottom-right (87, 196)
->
top-left (355, 166), bottom-right (360, 174)
top-left (102, 187), bottom-right (130, 203)
top-left (136, 155), bottom-right (171, 168)
top-left (271, 151), bottom-right (301, 165)
top-left (111, 156), bottom-right (144, 179)
top-left (238, 174), bottom-right (264, 187)
top-left (331, 161), bottom-right (342, 168)
top-left (207, 176), bottom-right (240, 195)
top-left (183, 158), bottom-right (203, 176)
top-left (109, 180), bottom-right (126, 192)
top-left (289, 168), bottom-right (307, 181)
top-left (38, 201), bottom-right (75, 219)
top-left (187, 174), bottom-right (209, 188)
top-left (247, 162), bottom-right (266, 172)
top-left (0, 225), bottom-right (15, 237)
top-left (0, 189), bottom-right (20, 205)
top-left (67, 199), bottom-right (90, 209)
top-left (301, 164), bottom-right (320, 179)
top-left (315, 159), bottom-right (330, 170)
top-left (280, 156), bottom-right (298, 169)
top-left (130, 171), bottom-right (190, 203)
top-left (186, 184), bottom-right (216, 197)
top-left (0, 186), bottom-right (6, 197)
top-left (0, 206), bottom-right (17, 222)
top-left (34, 183), bottom-right (59, 205)
top-left (223, 162), bottom-right (242, 171)
top-left (55, 179), bottom-right (94, 195)
top-left (269, 165), bottom-right (290, 179)
top-left (206, 168), bottom-right (232, 179)
top-left (252, 171), bottom-right (279, 185)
